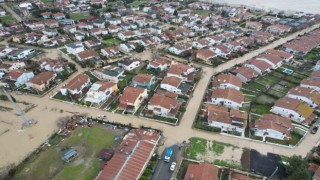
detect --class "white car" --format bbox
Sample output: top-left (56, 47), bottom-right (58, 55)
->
top-left (170, 162), bottom-right (176, 171)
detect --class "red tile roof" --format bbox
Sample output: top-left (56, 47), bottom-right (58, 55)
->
top-left (246, 59), bottom-right (272, 72)
top-left (232, 66), bottom-right (259, 80)
top-left (133, 74), bottom-right (154, 84)
top-left (119, 86), bottom-right (146, 104)
top-left (4, 69), bottom-right (31, 80)
top-left (148, 91), bottom-right (179, 110)
top-left (28, 71), bottom-right (55, 85)
top-left (97, 129), bottom-right (160, 180)
top-left (214, 74), bottom-right (242, 88)
top-left (161, 76), bottom-right (182, 88)
top-left (63, 74), bottom-right (89, 91)
top-left (184, 162), bottom-right (219, 180)
top-left (168, 63), bottom-right (193, 76)
top-left (210, 88), bottom-right (244, 104)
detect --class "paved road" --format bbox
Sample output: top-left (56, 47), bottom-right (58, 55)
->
top-left (2, 22), bottom-right (320, 168)
top-left (1, 4), bottom-right (22, 22)
top-left (212, 23), bottom-right (320, 75)
top-left (152, 145), bottom-right (180, 180)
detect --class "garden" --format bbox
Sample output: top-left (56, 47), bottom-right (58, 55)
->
top-left (13, 125), bottom-right (124, 180)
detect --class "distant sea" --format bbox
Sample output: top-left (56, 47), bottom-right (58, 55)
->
top-left (203, 0), bottom-right (320, 14)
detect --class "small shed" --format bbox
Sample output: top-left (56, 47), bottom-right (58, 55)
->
top-left (62, 148), bottom-right (78, 162)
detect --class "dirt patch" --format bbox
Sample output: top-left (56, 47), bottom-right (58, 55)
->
top-left (194, 140), bottom-right (242, 164)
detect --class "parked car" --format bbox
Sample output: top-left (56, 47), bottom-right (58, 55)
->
top-left (170, 162), bottom-right (176, 171)
top-left (310, 125), bottom-right (319, 134)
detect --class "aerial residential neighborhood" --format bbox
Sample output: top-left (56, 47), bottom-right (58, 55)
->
top-left (1, 0), bottom-right (320, 179)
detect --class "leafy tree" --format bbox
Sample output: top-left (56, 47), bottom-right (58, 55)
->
top-left (135, 44), bottom-right (145, 53)
top-left (284, 155), bottom-right (310, 180)
top-left (173, 9), bottom-right (178, 17)
top-left (68, 63), bottom-right (76, 71)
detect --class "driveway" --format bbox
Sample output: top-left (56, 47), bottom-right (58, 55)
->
top-left (152, 145), bottom-right (180, 180)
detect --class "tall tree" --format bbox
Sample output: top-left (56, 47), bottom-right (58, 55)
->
top-left (173, 9), bottom-right (178, 17)
top-left (285, 155), bottom-right (310, 180)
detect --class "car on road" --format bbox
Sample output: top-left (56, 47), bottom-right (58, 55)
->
top-left (170, 162), bottom-right (176, 171)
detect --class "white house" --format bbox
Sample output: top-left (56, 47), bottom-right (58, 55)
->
top-left (38, 58), bottom-right (64, 73)
top-left (244, 59), bottom-right (272, 75)
top-left (65, 42), bottom-right (85, 55)
top-left (210, 45), bottom-right (232, 59)
top-left (271, 97), bottom-right (315, 123)
top-left (209, 88), bottom-right (244, 109)
top-left (252, 114), bottom-right (294, 140)
top-left (167, 63), bottom-right (195, 81)
top-left (232, 66), bottom-right (259, 83)
top-left (118, 58), bottom-right (140, 71)
top-left (161, 76), bottom-right (183, 94)
top-left (147, 90), bottom-right (180, 118)
top-left (7, 48), bottom-right (36, 60)
top-left (4, 69), bottom-right (34, 87)
top-left (213, 74), bottom-right (242, 90)
top-left (101, 47), bottom-right (120, 58)
top-left (301, 78), bottom-right (320, 92)
top-left (147, 57), bottom-right (172, 71)
top-left (192, 39), bottom-right (210, 49)
top-left (93, 65), bottom-right (124, 83)
top-left (85, 81), bottom-right (118, 104)
top-left (60, 74), bottom-right (91, 96)
top-left (119, 43), bottom-right (136, 53)
top-left (205, 104), bottom-right (247, 133)
top-left (0, 61), bottom-right (26, 73)
top-left (255, 54), bottom-right (283, 69)
top-left (287, 86), bottom-right (320, 108)
top-left (168, 42), bottom-right (192, 55)
top-left (118, 31), bottom-right (136, 41)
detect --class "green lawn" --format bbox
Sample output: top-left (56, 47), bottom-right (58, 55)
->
top-left (129, 0), bottom-right (145, 6)
top-left (14, 125), bottom-right (119, 180)
top-left (187, 137), bottom-right (207, 159)
top-left (186, 137), bottom-right (234, 160)
top-left (250, 104), bottom-right (273, 115)
top-left (69, 13), bottom-right (89, 20)
top-left (41, 0), bottom-right (52, 3)
top-left (0, 15), bottom-right (16, 23)
top-left (102, 38), bottom-right (122, 47)
top-left (193, 10), bottom-right (212, 15)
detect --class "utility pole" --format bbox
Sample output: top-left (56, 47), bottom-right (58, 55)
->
top-left (1, 87), bottom-right (31, 126)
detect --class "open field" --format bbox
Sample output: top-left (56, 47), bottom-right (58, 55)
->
top-left (192, 10), bottom-right (212, 15)
top-left (185, 137), bottom-right (242, 166)
top-left (102, 38), bottom-right (122, 47)
top-left (129, 1), bottom-right (145, 7)
top-left (13, 125), bottom-right (123, 180)
top-left (69, 13), bottom-right (89, 21)
top-left (0, 15), bottom-right (16, 23)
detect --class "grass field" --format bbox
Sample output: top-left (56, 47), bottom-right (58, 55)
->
top-left (14, 125), bottom-right (122, 180)
top-left (193, 10), bottom-right (212, 15)
top-left (41, 0), bottom-right (52, 3)
top-left (187, 137), bottom-right (233, 160)
top-left (0, 15), bottom-right (16, 23)
top-left (129, 0), bottom-right (145, 6)
top-left (70, 13), bottom-right (89, 20)
top-left (102, 38), bottom-right (122, 47)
